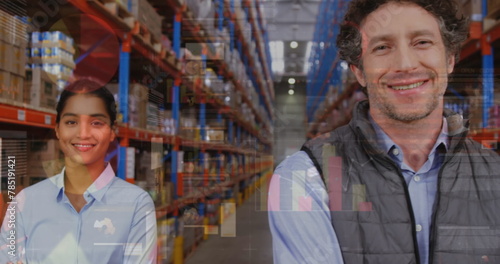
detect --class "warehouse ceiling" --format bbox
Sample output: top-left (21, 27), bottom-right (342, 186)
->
top-left (263, 0), bottom-right (321, 77)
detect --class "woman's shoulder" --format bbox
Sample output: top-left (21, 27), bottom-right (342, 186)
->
top-left (20, 173), bottom-right (63, 195)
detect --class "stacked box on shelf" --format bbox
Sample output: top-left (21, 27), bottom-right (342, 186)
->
top-left (24, 68), bottom-right (59, 109)
top-left (204, 68), bottom-right (224, 101)
top-left (180, 107), bottom-right (199, 140)
top-left (25, 139), bottom-right (64, 186)
top-left (135, 150), bottom-right (165, 203)
top-left (29, 31), bottom-right (75, 90)
top-left (147, 87), bottom-right (164, 131)
top-left (159, 109), bottom-right (176, 136)
top-left (0, 11), bottom-right (27, 104)
top-left (199, 0), bottom-right (217, 37)
top-left (146, 102), bottom-right (160, 131)
top-left (130, 0), bottom-right (163, 41)
top-left (456, 0), bottom-right (482, 21)
top-left (186, 0), bottom-right (216, 37)
top-left (489, 0), bottom-right (500, 13)
top-left (485, 0), bottom-right (500, 32)
top-left (223, 81), bottom-right (235, 108)
top-left (206, 126), bottom-right (226, 143)
top-left (0, 11), bottom-right (27, 47)
top-left (106, 83), bottom-right (149, 129)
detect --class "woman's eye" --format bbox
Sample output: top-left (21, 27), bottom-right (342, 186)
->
top-left (91, 121), bottom-right (105, 126)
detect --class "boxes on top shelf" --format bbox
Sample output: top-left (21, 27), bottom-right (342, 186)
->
top-left (130, 0), bottom-right (163, 41)
top-left (0, 11), bottom-right (28, 47)
top-left (488, 0), bottom-right (500, 13)
top-left (31, 31), bottom-right (76, 54)
top-left (458, 0), bottom-right (482, 21)
top-left (28, 31), bottom-right (75, 88)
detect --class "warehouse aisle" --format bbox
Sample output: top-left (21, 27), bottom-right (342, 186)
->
top-left (184, 193), bottom-right (273, 264)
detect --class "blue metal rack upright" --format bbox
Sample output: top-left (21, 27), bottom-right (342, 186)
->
top-left (117, 38), bottom-right (131, 180)
top-left (482, 0), bottom-right (494, 128)
top-left (172, 12), bottom-right (182, 201)
top-left (306, 0), bottom-right (350, 123)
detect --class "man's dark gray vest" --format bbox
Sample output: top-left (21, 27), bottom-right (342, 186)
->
top-left (301, 101), bottom-right (500, 264)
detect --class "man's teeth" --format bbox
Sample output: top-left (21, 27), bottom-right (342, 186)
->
top-left (391, 81), bottom-right (424, 90)
top-left (74, 144), bottom-right (93, 147)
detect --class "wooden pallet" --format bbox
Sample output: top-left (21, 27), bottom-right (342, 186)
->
top-left (132, 22), bottom-right (162, 54)
top-left (87, 0), bottom-right (135, 30)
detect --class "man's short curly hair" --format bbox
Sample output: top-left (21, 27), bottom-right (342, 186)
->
top-left (337, 0), bottom-right (469, 68)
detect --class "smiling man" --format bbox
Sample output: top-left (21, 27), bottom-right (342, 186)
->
top-left (268, 1), bottom-right (500, 264)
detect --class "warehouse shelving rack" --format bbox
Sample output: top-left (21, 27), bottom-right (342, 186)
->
top-left (305, 0), bottom-right (351, 137)
top-left (0, 0), bottom-right (274, 263)
top-left (460, 0), bottom-right (500, 147)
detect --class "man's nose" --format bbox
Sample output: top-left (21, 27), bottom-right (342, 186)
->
top-left (393, 45), bottom-right (418, 72)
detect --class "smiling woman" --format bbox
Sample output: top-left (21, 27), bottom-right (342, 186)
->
top-left (0, 79), bottom-right (157, 264)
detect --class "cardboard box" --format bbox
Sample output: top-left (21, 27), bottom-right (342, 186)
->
top-left (24, 68), bottom-right (58, 108)
top-left (26, 139), bottom-right (63, 185)
top-left (130, 0), bottom-right (163, 41)
top-left (9, 74), bottom-right (24, 102)
top-left (489, 0), bottom-right (500, 14)
top-left (146, 102), bottom-right (159, 131)
top-left (206, 129), bottom-right (225, 142)
top-left (460, 0), bottom-right (482, 21)
top-left (0, 41), bottom-right (12, 72)
top-left (0, 71), bottom-right (23, 103)
top-left (0, 70), bottom-right (10, 95)
top-left (12, 45), bottom-right (26, 77)
top-left (106, 83), bottom-right (148, 129)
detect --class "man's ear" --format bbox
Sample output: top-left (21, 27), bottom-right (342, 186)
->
top-left (447, 54), bottom-right (455, 74)
top-left (350, 64), bottom-right (367, 87)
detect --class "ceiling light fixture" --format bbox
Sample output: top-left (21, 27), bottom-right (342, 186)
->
top-left (288, 78), bottom-right (296, 85)
top-left (288, 89), bottom-right (295, 95)
top-left (290, 41), bottom-right (298, 49)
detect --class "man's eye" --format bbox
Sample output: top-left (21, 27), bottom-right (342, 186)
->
top-left (65, 121), bottom-right (77, 125)
top-left (373, 45), bottom-right (389, 52)
top-left (416, 40), bottom-right (432, 47)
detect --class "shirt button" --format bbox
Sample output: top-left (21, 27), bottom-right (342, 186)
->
top-left (416, 224), bottom-right (422, 232)
top-left (414, 175), bottom-right (421, 182)
top-left (392, 148), bottom-right (400, 156)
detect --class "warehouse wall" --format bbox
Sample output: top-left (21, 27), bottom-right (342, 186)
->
top-left (273, 77), bottom-right (307, 166)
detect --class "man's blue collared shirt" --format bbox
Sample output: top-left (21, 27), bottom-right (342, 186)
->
top-left (268, 118), bottom-right (449, 264)
top-left (0, 164), bottom-right (157, 264)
